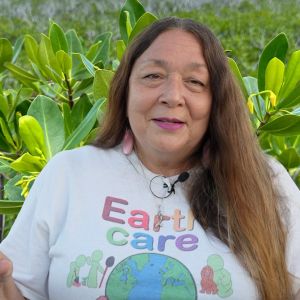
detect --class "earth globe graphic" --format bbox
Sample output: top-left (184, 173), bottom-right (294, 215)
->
top-left (104, 253), bottom-right (196, 300)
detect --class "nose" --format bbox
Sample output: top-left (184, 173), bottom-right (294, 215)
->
top-left (158, 73), bottom-right (184, 107)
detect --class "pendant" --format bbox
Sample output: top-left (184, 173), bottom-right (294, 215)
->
top-left (157, 211), bottom-right (164, 228)
top-left (153, 207), bottom-right (169, 232)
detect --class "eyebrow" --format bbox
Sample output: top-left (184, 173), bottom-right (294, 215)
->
top-left (140, 59), bottom-right (208, 71)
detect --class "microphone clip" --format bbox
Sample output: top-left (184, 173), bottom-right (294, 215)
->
top-left (149, 172), bottom-right (189, 199)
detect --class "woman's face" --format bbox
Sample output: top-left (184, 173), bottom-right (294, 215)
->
top-left (127, 29), bottom-right (212, 170)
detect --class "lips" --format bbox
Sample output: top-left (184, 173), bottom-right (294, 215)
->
top-left (152, 117), bottom-right (185, 130)
top-left (153, 117), bottom-right (183, 123)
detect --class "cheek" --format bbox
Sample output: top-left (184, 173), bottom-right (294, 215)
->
top-left (190, 100), bottom-right (212, 122)
top-left (127, 95), bottom-right (149, 130)
top-left (127, 97), bottom-right (145, 117)
top-left (128, 92), bottom-right (155, 116)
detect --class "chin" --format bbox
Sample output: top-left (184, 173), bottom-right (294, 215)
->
top-left (156, 144), bottom-right (187, 155)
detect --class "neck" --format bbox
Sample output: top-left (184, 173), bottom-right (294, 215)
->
top-left (134, 146), bottom-right (191, 177)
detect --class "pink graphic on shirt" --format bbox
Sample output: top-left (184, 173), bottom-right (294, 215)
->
top-left (199, 254), bottom-right (233, 298)
top-left (200, 265), bottom-right (218, 294)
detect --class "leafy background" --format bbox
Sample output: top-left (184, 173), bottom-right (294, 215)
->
top-left (0, 0), bottom-right (299, 240)
top-left (1, 0), bottom-right (300, 75)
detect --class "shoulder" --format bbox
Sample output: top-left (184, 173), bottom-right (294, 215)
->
top-left (45, 145), bottom-right (123, 171)
top-left (265, 158), bottom-right (300, 286)
top-left (266, 156), bottom-right (300, 223)
top-left (33, 145), bottom-right (125, 189)
top-left (51, 145), bottom-right (121, 162)
top-left (266, 156), bottom-right (300, 201)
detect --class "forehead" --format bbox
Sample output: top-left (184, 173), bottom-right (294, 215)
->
top-left (133, 29), bottom-right (206, 69)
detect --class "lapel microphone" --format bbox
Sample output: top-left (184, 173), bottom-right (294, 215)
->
top-left (168, 171), bottom-right (190, 194)
top-left (150, 171), bottom-right (190, 199)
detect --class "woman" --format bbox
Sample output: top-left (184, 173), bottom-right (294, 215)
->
top-left (0, 17), bottom-right (299, 300)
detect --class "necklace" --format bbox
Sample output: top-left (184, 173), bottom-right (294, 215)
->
top-left (149, 174), bottom-right (173, 231)
top-left (125, 151), bottom-right (190, 230)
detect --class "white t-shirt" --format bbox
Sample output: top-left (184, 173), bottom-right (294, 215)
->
top-left (0, 145), bottom-right (299, 300)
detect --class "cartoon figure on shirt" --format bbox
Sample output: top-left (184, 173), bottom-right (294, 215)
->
top-left (67, 254), bottom-right (86, 287)
top-left (200, 254), bottom-right (233, 298)
top-left (200, 265), bottom-right (218, 294)
top-left (67, 249), bottom-right (105, 288)
top-left (85, 250), bottom-right (104, 288)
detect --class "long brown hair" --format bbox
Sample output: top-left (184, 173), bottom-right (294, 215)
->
top-left (94, 17), bottom-right (292, 299)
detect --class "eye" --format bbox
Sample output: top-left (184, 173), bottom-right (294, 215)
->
top-left (187, 79), bottom-right (204, 86)
top-left (143, 73), bottom-right (162, 80)
top-left (185, 78), bottom-right (207, 92)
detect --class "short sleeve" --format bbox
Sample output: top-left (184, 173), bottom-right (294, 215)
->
top-left (0, 151), bottom-right (71, 300)
top-left (269, 158), bottom-right (300, 293)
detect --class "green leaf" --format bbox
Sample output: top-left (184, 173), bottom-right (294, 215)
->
top-left (0, 200), bottom-right (24, 215)
top-left (257, 33), bottom-right (288, 92)
top-left (24, 34), bottom-right (39, 65)
top-left (10, 152), bottom-right (45, 173)
top-left (228, 57), bottom-right (248, 98)
top-left (285, 135), bottom-right (300, 150)
top-left (116, 39), bottom-right (126, 61)
top-left (0, 38), bottom-right (13, 72)
top-left (15, 87), bottom-right (34, 106)
top-left (11, 86), bottom-right (32, 100)
top-left (24, 35), bottom-right (49, 80)
top-left (0, 131), bottom-right (11, 152)
top-left (4, 62), bottom-right (39, 88)
top-left (278, 148), bottom-right (300, 169)
top-left (112, 59), bottom-right (120, 72)
top-left (56, 50), bottom-right (72, 77)
top-left (12, 36), bottom-right (24, 64)
top-left (86, 41), bottom-right (102, 62)
top-left (5, 91), bottom-right (16, 116)
top-left (93, 69), bottom-right (114, 100)
top-left (124, 11), bottom-right (132, 43)
top-left (0, 201), bottom-right (24, 207)
top-left (83, 127), bottom-right (99, 144)
top-left (265, 57), bottom-right (284, 95)
top-left (49, 22), bottom-right (69, 53)
top-left (38, 34), bottom-right (62, 83)
top-left (268, 135), bottom-right (286, 155)
top-left (27, 95), bottom-right (65, 159)
top-left (73, 77), bottom-right (93, 95)
top-left (128, 12), bottom-right (158, 43)
top-left (62, 103), bottom-right (72, 138)
top-left (259, 115), bottom-right (300, 136)
top-left (278, 50), bottom-right (300, 102)
top-left (292, 107), bottom-right (300, 116)
top-left (243, 76), bottom-right (266, 121)
top-left (4, 175), bottom-right (24, 201)
top-left (0, 115), bottom-right (15, 148)
top-left (63, 98), bottom-right (105, 150)
top-left (71, 53), bottom-right (88, 79)
top-left (0, 94), bottom-right (9, 116)
top-left (11, 88), bottom-right (34, 122)
top-left (0, 158), bottom-right (13, 174)
top-left (19, 115), bottom-right (47, 156)
top-left (119, 0), bottom-right (145, 43)
top-left (277, 82), bottom-right (300, 109)
top-left (94, 32), bottom-right (112, 67)
top-left (66, 29), bottom-right (84, 54)
top-left (71, 94), bottom-right (92, 130)
top-left (0, 200), bottom-right (24, 208)
top-left (79, 54), bottom-right (95, 76)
